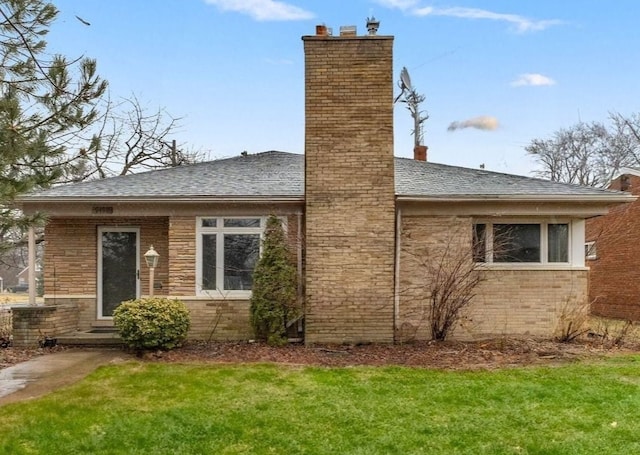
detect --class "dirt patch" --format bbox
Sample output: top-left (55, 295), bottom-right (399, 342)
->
top-left (4, 333), bottom-right (640, 372)
top-left (149, 338), bottom-right (640, 370)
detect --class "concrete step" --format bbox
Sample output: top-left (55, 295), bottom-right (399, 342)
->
top-left (56, 330), bottom-right (123, 346)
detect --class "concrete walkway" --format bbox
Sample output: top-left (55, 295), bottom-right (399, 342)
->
top-left (0, 349), bottom-right (132, 406)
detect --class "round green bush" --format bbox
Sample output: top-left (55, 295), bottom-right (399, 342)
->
top-left (113, 297), bottom-right (190, 351)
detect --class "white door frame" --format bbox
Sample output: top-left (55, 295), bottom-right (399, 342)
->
top-left (97, 226), bottom-right (141, 320)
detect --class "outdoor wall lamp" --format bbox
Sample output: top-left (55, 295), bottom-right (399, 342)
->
top-left (143, 245), bottom-right (159, 297)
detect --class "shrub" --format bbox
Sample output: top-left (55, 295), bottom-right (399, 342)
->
top-left (555, 298), bottom-right (589, 343)
top-left (250, 215), bottom-right (298, 346)
top-left (113, 297), bottom-right (190, 351)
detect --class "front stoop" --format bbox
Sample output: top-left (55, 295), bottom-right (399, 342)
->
top-left (56, 329), bottom-right (123, 346)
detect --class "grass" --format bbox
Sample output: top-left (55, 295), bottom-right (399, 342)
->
top-left (0, 293), bottom-right (44, 305)
top-left (2, 358), bottom-right (640, 454)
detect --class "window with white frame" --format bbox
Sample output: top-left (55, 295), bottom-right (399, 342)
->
top-left (197, 217), bottom-right (263, 294)
top-left (473, 222), bottom-right (570, 264)
top-left (585, 241), bottom-right (597, 260)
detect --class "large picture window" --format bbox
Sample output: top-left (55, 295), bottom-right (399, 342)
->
top-left (197, 217), bottom-right (263, 294)
top-left (473, 222), bottom-right (569, 264)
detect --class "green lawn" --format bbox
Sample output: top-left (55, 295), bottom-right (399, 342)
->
top-left (2, 358), bottom-right (640, 454)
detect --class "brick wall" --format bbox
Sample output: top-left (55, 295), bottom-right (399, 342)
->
top-left (12, 304), bottom-right (79, 347)
top-left (399, 215), bottom-right (588, 340)
top-left (303, 35), bottom-right (396, 343)
top-left (43, 214), bottom-right (301, 338)
top-left (167, 216), bottom-right (197, 295)
top-left (45, 217), bottom-right (169, 297)
top-left (184, 299), bottom-right (252, 341)
top-left (587, 173), bottom-right (640, 320)
top-left (44, 217), bottom-right (168, 328)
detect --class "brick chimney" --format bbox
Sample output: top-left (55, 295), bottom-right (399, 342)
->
top-left (414, 145), bottom-right (428, 161)
top-left (303, 26), bottom-right (395, 344)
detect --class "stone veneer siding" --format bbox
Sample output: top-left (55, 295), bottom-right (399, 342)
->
top-left (398, 215), bottom-right (588, 341)
top-left (40, 214), bottom-right (300, 341)
top-left (44, 217), bottom-right (168, 330)
top-left (303, 35), bottom-right (396, 343)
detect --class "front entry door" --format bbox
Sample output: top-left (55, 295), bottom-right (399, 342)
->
top-left (98, 227), bottom-right (140, 319)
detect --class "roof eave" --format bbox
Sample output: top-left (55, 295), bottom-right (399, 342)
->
top-left (396, 194), bottom-right (638, 203)
top-left (19, 195), bottom-right (306, 205)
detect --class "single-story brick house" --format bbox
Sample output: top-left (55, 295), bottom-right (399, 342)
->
top-left (17, 26), bottom-right (633, 345)
top-left (586, 168), bottom-right (640, 320)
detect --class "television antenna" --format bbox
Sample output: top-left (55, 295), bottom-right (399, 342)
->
top-left (394, 66), bottom-right (428, 146)
top-left (400, 67), bottom-right (412, 92)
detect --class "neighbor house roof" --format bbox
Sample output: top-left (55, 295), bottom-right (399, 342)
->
top-left (20, 151), bottom-right (634, 203)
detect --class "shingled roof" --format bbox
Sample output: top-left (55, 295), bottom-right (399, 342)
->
top-left (21, 151), bottom-right (632, 202)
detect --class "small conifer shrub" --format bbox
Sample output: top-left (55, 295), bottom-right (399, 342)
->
top-left (250, 215), bottom-right (298, 346)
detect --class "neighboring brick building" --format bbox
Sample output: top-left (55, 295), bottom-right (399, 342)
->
top-left (586, 169), bottom-right (640, 320)
top-left (17, 23), bottom-right (633, 346)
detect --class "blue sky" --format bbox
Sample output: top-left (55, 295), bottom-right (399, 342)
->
top-left (48, 0), bottom-right (639, 176)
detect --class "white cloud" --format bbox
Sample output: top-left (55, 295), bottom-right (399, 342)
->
top-left (373, 0), bottom-right (419, 10)
top-left (511, 73), bottom-right (556, 87)
top-left (447, 116), bottom-right (499, 132)
top-left (376, 2), bottom-right (562, 33)
top-left (205, 0), bottom-right (314, 21)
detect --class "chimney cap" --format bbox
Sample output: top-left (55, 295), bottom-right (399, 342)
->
top-left (366, 16), bottom-right (380, 35)
top-left (339, 25), bottom-right (357, 36)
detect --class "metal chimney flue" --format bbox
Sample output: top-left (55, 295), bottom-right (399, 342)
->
top-left (366, 17), bottom-right (380, 35)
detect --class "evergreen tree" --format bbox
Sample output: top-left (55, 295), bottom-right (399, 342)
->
top-left (0, 0), bottom-right (106, 247)
top-left (250, 215), bottom-right (298, 346)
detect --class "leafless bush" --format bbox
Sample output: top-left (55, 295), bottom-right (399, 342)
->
top-left (588, 317), bottom-right (638, 348)
top-left (402, 222), bottom-right (485, 341)
top-left (555, 298), bottom-right (590, 342)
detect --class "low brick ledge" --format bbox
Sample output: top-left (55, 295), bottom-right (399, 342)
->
top-left (11, 303), bottom-right (80, 348)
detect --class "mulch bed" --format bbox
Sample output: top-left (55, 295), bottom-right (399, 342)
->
top-left (3, 338), bottom-right (639, 371)
top-left (150, 338), bottom-right (639, 370)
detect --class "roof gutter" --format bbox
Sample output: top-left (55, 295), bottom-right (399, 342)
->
top-left (18, 195), bottom-right (306, 205)
top-left (396, 194), bottom-right (637, 203)
top-left (20, 193), bottom-right (636, 205)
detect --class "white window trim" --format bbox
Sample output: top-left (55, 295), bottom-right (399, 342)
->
top-left (474, 219), bottom-right (585, 269)
top-left (196, 216), bottom-right (265, 299)
top-left (195, 216), bottom-right (288, 299)
top-left (585, 241), bottom-right (597, 260)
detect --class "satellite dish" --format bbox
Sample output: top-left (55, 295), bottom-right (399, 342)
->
top-left (400, 66), bottom-right (413, 91)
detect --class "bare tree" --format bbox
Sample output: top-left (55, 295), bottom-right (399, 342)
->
top-left (57, 94), bottom-right (206, 183)
top-left (526, 122), bottom-right (611, 187)
top-left (527, 113), bottom-right (640, 188)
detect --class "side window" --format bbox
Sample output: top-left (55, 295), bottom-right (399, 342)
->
top-left (493, 224), bottom-right (540, 263)
top-left (585, 241), bottom-right (597, 260)
top-left (473, 221), bottom-right (571, 265)
top-left (472, 223), bottom-right (486, 263)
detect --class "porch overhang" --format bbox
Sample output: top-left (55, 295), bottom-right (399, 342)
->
top-left (19, 196), bottom-right (305, 217)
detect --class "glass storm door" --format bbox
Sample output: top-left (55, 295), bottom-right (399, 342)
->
top-left (98, 228), bottom-right (140, 318)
